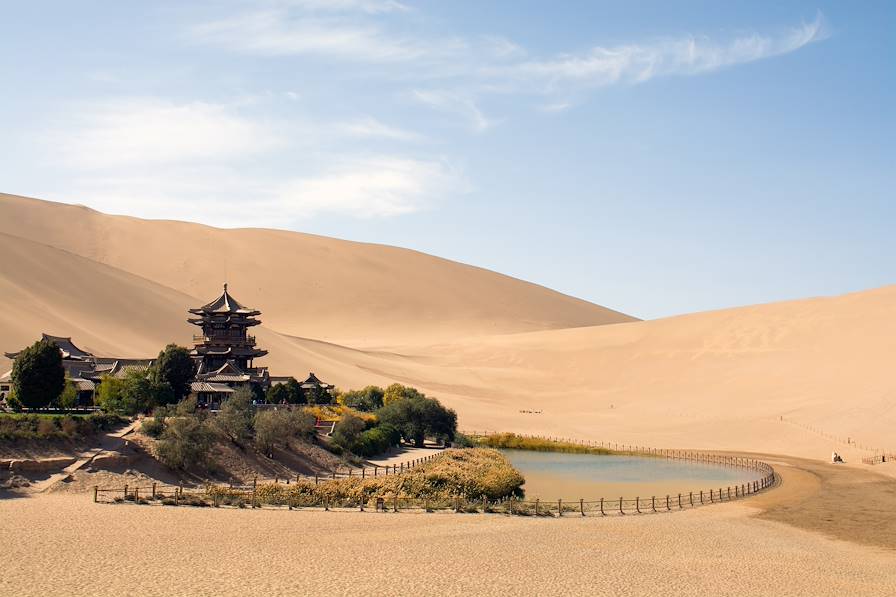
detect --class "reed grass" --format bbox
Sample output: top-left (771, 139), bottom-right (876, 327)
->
top-left (471, 432), bottom-right (614, 455)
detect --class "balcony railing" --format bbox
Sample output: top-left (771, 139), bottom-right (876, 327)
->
top-left (193, 334), bottom-right (256, 344)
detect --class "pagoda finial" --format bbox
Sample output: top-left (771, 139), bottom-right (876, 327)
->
top-left (223, 282), bottom-right (228, 292)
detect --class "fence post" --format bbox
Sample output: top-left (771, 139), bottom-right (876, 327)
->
top-left (135, 487), bottom-right (139, 502)
top-left (393, 495), bottom-right (398, 513)
top-left (296, 474), bottom-right (300, 484)
top-left (393, 464), bottom-right (397, 474)
top-left (619, 497), bottom-right (624, 515)
top-left (558, 499), bottom-right (562, 516)
top-left (325, 497), bottom-right (329, 511)
top-left (600, 497), bottom-right (605, 516)
top-left (253, 476), bottom-right (257, 489)
top-left (636, 497), bottom-right (641, 514)
top-left (651, 496), bottom-right (656, 512)
top-left (666, 495), bottom-right (670, 511)
top-left (362, 468), bottom-right (365, 479)
top-left (123, 484), bottom-right (128, 500)
top-left (699, 490), bottom-right (703, 505)
top-left (374, 466), bottom-right (378, 477)
top-left (315, 474), bottom-right (319, 485)
top-left (535, 499), bottom-right (540, 516)
top-left (174, 489), bottom-right (179, 506)
top-left (359, 498), bottom-right (364, 512)
top-left (678, 493), bottom-right (682, 509)
top-left (94, 486), bottom-right (98, 503)
top-left (152, 482), bottom-right (156, 498)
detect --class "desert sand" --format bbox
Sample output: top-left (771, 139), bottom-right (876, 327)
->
top-left (3, 193), bottom-right (896, 595)
top-left (2, 486), bottom-right (894, 597)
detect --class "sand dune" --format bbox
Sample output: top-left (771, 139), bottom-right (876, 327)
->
top-left (2, 193), bottom-right (894, 465)
top-left (0, 193), bottom-right (635, 346)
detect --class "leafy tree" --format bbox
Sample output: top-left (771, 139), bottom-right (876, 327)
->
top-left (56, 380), bottom-right (79, 410)
top-left (338, 385), bottom-right (384, 412)
top-left (285, 377), bottom-right (306, 404)
top-left (96, 370), bottom-right (160, 415)
top-left (253, 409), bottom-right (291, 454)
top-left (152, 344), bottom-right (195, 403)
top-left (376, 391), bottom-right (457, 447)
top-left (382, 383), bottom-right (425, 406)
top-left (266, 383), bottom-right (290, 404)
top-left (306, 385), bottom-right (331, 405)
top-left (155, 415), bottom-right (213, 470)
top-left (331, 413), bottom-right (367, 450)
top-left (11, 339), bottom-right (65, 409)
top-left (215, 386), bottom-right (253, 445)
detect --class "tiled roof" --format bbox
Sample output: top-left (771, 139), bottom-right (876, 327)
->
top-left (191, 382), bottom-right (235, 393)
top-left (189, 284), bottom-right (260, 315)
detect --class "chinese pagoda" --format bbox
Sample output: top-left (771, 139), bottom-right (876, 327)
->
top-left (188, 284), bottom-right (270, 387)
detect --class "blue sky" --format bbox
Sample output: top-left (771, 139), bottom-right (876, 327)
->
top-left (1, 1), bottom-right (893, 319)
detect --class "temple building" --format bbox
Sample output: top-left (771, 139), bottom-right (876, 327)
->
top-left (2, 285), bottom-right (333, 407)
top-left (1, 334), bottom-right (155, 406)
top-left (189, 284), bottom-right (270, 389)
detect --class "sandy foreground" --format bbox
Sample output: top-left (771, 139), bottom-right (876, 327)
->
top-left (1, 492), bottom-right (893, 597)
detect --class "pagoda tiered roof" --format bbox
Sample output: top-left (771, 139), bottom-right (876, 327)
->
top-left (188, 284), bottom-right (260, 317)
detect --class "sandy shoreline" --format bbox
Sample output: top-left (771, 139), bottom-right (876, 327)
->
top-left (2, 491), bottom-right (893, 597)
top-left (4, 451), bottom-right (896, 597)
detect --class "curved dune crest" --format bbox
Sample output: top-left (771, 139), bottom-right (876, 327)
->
top-left (0, 193), bottom-right (636, 346)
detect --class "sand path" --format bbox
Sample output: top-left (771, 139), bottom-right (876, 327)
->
top-left (28, 420), bottom-right (139, 493)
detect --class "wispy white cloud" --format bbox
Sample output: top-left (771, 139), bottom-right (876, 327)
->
top-left (39, 97), bottom-right (453, 224)
top-left (489, 13), bottom-right (826, 92)
top-left (57, 156), bottom-right (455, 226)
top-left (279, 0), bottom-right (411, 14)
top-left (337, 117), bottom-right (422, 141)
top-left (189, 9), bottom-right (459, 62)
top-left (51, 99), bottom-right (283, 169)
top-left (412, 89), bottom-right (493, 132)
top-left (273, 156), bottom-right (455, 217)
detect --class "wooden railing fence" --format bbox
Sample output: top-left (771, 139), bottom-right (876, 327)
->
top-left (93, 434), bottom-right (776, 517)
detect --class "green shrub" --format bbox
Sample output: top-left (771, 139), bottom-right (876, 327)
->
top-left (331, 413), bottom-right (366, 448)
top-left (155, 415), bottom-right (213, 470)
top-left (253, 409), bottom-right (291, 454)
top-left (214, 387), bottom-right (253, 444)
top-left (141, 417), bottom-right (166, 438)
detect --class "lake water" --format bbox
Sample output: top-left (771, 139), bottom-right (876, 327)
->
top-left (500, 449), bottom-right (763, 501)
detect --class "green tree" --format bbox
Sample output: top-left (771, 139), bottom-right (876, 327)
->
top-left (376, 392), bottom-right (457, 447)
top-left (11, 339), bottom-right (65, 409)
top-left (338, 385), bottom-right (384, 412)
top-left (285, 377), bottom-right (306, 404)
top-left (306, 385), bottom-right (331, 405)
top-left (155, 415), bottom-right (213, 470)
top-left (253, 409), bottom-right (291, 455)
top-left (152, 344), bottom-right (195, 403)
top-left (266, 383), bottom-right (290, 404)
top-left (56, 380), bottom-right (79, 410)
top-left (331, 413), bottom-right (367, 451)
top-left (215, 386), bottom-right (253, 445)
top-left (95, 370), bottom-right (162, 415)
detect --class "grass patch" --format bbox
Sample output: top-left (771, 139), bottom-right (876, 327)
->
top-left (0, 413), bottom-right (126, 441)
top-left (470, 432), bottom-right (613, 455)
top-left (208, 448), bottom-right (524, 506)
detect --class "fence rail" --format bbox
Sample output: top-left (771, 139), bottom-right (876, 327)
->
top-left (93, 433), bottom-right (776, 517)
